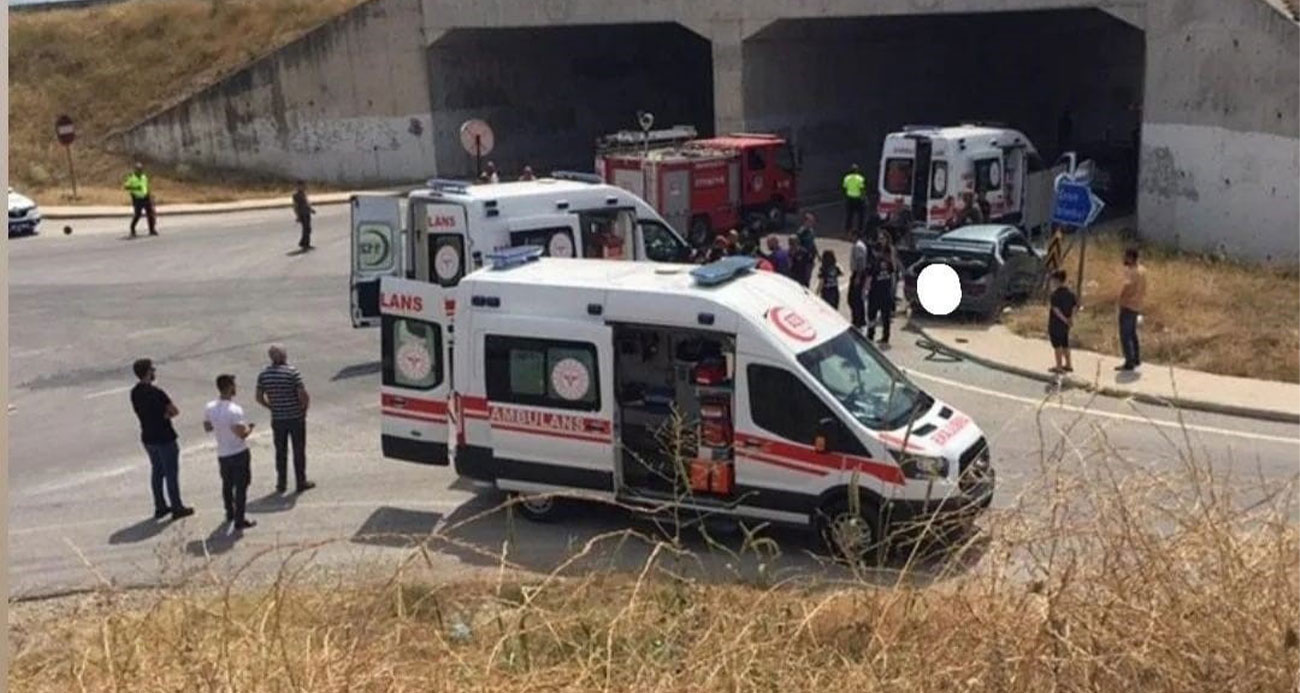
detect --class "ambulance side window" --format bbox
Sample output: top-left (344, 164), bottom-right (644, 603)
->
top-left (883, 158), bottom-right (913, 196)
top-left (639, 220), bottom-right (690, 263)
top-left (382, 316), bottom-right (443, 390)
top-left (975, 158), bottom-right (1002, 193)
top-left (748, 365), bottom-right (864, 453)
top-left (578, 210), bottom-right (635, 260)
top-left (485, 336), bottom-right (600, 412)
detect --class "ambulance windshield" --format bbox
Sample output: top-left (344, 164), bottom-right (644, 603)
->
top-left (796, 328), bottom-right (931, 431)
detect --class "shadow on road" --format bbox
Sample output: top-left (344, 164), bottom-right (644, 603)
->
top-left (350, 506), bottom-right (445, 548)
top-left (107, 517), bottom-right (171, 545)
top-left (332, 361), bottom-right (382, 381)
top-left (184, 521), bottom-right (244, 557)
top-left (247, 491), bottom-right (298, 515)
top-left (353, 490), bottom-right (988, 589)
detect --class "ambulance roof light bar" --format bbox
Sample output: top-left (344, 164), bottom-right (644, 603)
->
top-left (486, 245), bottom-right (544, 270)
top-left (550, 171), bottom-right (603, 185)
top-left (690, 255), bottom-right (758, 286)
top-left (425, 178), bottom-right (470, 194)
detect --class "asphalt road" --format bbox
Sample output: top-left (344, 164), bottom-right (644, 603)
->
top-left (8, 205), bottom-right (1299, 598)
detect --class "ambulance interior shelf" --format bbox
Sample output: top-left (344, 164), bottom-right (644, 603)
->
top-left (613, 325), bottom-right (736, 497)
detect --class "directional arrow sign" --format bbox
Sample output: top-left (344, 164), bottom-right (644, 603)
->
top-left (1051, 180), bottom-right (1098, 227)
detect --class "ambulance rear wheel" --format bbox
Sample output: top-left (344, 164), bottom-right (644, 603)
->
top-left (510, 491), bottom-right (565, 523)
top-left (817, 497), bottom-right (886, 566)
top-left (688, 215), bottom-right (712, 248)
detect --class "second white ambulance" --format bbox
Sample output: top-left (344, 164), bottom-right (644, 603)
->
top-left (349, 173), bottom-right (692, 327)
top-left (377, 248), bottom-right (994, 559)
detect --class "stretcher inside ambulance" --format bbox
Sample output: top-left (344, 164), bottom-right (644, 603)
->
top-left (349, 173), bottom-right (692, 327)
top-left (377, 248), bottom-right (994, 558)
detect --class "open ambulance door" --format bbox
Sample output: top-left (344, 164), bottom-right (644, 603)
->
top-left (351, 195), bottom-right (405, 328)
top-left (378, 275), bottom-right (453, 466)
top-left (411, 199), bottom-right (472, 286)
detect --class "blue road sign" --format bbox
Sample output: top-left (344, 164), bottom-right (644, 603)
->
top-left (1051, 181), bottom-right (1094, 226)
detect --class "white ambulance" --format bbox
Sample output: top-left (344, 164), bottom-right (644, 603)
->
top-left (349, 173), bottom-right (692, 327)
top-left (377, 248), bottom-right (994, 559)
top-left (876, 124), bottom-right (1069, 236)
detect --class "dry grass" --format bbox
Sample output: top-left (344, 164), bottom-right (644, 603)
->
top-left (1005, 231), bottom-right (1300, 382)
top-left (9, 419), bottom-right (1299, 692)
top-left (9, 0), bottom-right (362, 205)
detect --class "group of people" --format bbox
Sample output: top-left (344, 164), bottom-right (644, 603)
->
top-left (129, 345), bottom-right (315, 531)
top-left (476, 161), bottom-right (537, 184)
top-left (1045, 247), bottom-right (1147, 375)
top-left (698, 211), bottom-right (903, 346)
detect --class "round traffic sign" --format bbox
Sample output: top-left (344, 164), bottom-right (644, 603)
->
top-left (459, 119), bottom-right (495, 157)
top-left (55, 114), bottom-right (76, 145)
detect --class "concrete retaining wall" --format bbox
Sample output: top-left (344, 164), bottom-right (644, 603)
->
top-left (1138, 0), bottom-right (1299, 262)
top-left (114, 0), bottom-right (434, 184)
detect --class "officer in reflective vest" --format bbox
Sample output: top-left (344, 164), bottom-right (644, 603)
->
top-left (842, 164), bottom-right (867, 234)
top-left (124, 162), bottom-right (157, 237)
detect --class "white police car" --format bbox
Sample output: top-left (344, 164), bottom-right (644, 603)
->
top-left (8, 188), bottom-right (42, 236)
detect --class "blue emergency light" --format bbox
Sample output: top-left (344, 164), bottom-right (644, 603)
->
top-left (690, 255), bottom-right (758, 286)
top-left (486, 245), bottom-right (544, 269)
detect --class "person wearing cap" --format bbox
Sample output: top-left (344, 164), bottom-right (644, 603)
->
top-left (842, 164), bottom-right (867, 234)
top-left (123, 162), bottom-right (157, 237)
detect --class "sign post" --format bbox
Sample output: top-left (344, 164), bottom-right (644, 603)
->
top-left (55, 114), bottom-right (78, 199)
top-left (458, 119), bottom-right (495, 180)
top-left (1050, 178), bottom-right (1105, 303)
top-left (636, 110), bottom-right (654, 202)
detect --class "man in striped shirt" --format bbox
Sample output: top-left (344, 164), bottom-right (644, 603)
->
top-left (255, 344), bottom-right (315, 494)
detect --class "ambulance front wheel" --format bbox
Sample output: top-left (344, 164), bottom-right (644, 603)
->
top-left (816, 497), bottom-right (886, 566)
top-left (510, 491), bottom-right (566, 523)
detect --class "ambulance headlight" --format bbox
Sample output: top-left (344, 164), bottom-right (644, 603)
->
top-left (898, 454), bottom-right (949, 480)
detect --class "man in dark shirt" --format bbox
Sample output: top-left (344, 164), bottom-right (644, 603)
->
top-left (256, 344), bottom-right (314, 494)
top-left (1048, 269), bottom-right (1077, 374)
top-left (129, 358), bottom-right (194, 520)
top-left (292, 180), bottom-right (315, 250)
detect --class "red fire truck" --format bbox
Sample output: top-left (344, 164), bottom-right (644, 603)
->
top-left (595, 126), bottom-right (799, 247)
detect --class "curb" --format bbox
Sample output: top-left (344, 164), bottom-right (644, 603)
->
top-left (40, 189), bottom-right (410, 221)
top-left (913, 323), bottom-right (1300, 425)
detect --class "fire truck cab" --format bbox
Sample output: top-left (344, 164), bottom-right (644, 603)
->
top-left (876, 124), bottom-right (1068, 237)
top-left (595, 126), bottom-right (799, 247)
top-left (349, 173), bottom-right (692, 327)
top-left (377, 248), bottom-right (994, 558)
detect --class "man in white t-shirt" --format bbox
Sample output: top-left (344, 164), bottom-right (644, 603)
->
top-left (204, 374), bottom-right (257, 530)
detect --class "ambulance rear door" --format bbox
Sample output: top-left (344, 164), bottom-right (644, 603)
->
top-left (351, 195), bottom-right (405, 328)
top-left (379, 276), bottom-right (454, 466)
top-left (410, 198), bottom-right (472, 287)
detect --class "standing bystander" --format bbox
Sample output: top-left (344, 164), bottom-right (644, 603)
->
top-left (765, 235), bottom-right (792, 277)
top-left (518, 166), bottom-right (537, 181)
top-left (794, 212), bottom-right (819, 286)
top-left (130, 358), bottom-right (194, 520)
top-left (1047, 269), bottom-right (1077, 373)
top-left (1116, 248), bottom-right (1147, 371)
top-left (256, 345), bottom-right (315, 493)
top-left (848, 230), bottom-right (869, 330)
top-left (842, 164), bottom-right (867, 233)
top-left (124, 162), bottom-right (157, 237)
top-left (815, 250), bottom-right (842, 309)
top-left (292, 181), bottom-right (316, 250)
top-left (865, 235), bottom-right (900, 345)
top-left (204, 374), bottom-right (256, 530)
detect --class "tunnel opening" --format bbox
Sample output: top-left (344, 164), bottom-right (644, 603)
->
top-left (745, 9), bottom-right (1145, 213)
top-left (428, 23), bottom-right (713, 181)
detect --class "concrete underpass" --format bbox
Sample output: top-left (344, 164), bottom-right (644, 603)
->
top-left (743, 9), bottom-right (1145, 208)
top-left (427, 23), bottom-right (714, 179)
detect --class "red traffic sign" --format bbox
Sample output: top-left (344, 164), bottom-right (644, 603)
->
top-left (55, 115), bottom-right (76, 145)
